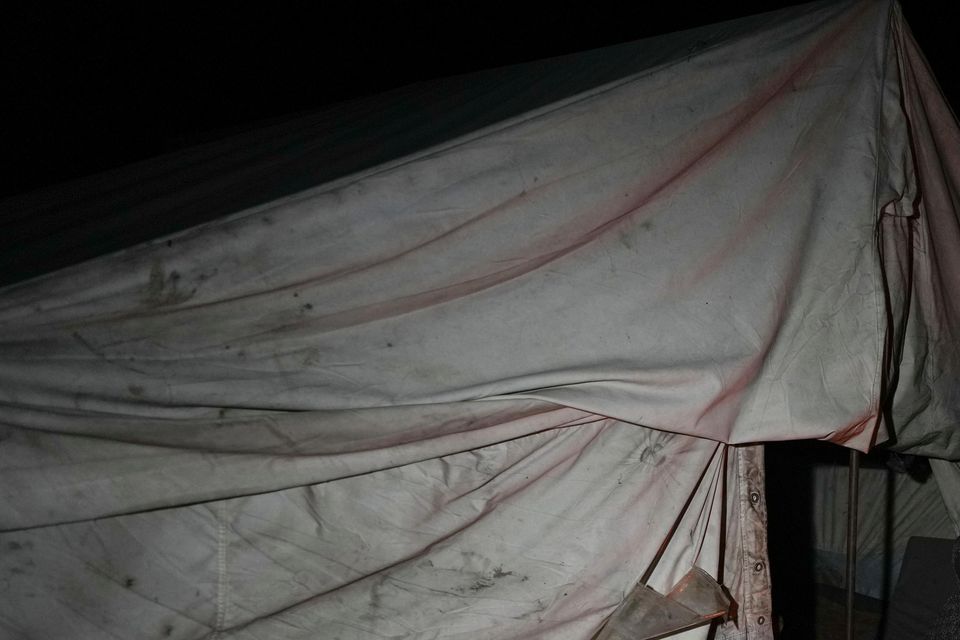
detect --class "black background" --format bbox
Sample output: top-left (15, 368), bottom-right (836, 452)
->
top-left (3, 1), bottom-right (956, 200)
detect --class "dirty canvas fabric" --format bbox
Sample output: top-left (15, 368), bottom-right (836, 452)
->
top-left (0, 430), bottom-right (767, 639)
top-left (879, 12), bottom-right (960, 461)
top-left (0, 1), bottom-right (958, 638)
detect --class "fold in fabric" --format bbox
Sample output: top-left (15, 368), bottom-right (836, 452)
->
top-left (0, 1), bottom-right (958, 638)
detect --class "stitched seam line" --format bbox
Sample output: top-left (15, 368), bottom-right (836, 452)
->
top-left (214, 501), bottom-right (228, 638)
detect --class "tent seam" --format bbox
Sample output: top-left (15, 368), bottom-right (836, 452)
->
top-left (213, 500), bottom-right (229, 638)
top-left (867, 0), bottom-right (898, 449)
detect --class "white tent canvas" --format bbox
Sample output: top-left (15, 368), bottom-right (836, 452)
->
top-left (1, 1), bottom-right (958, 638)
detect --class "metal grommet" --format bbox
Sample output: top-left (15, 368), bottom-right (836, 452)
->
top-left (750, 491), bottom-right (761, 504)
top-left (754, 561), bottom-right (765, 572)
top-left (757, 615), bottom-right (766, 625)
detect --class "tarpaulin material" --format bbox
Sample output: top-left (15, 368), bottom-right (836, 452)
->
top-left (0, 1), bottom-right (958, 638)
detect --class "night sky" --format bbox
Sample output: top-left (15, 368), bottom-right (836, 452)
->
top-left (3, 1), bottom-right (957, 200)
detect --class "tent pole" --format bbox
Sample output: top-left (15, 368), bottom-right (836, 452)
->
top-left (845, 448), bottom-right (860, 640)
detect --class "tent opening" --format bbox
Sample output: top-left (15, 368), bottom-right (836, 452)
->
top-left (766, 441), bottom-right (958, 639)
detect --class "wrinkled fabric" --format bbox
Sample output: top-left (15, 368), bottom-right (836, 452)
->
top-left (931, 459), bottom-right (960, 531)
top-left (0, 0), bottom-right (957, 638)
top-left (880, 13), bottom-right (960, 460)
top-left (0, 427), bottom-right (756, 639)
top-left (0, 0), bottom-right (927, 528)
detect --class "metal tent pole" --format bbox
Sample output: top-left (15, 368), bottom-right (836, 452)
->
top-left (845, 449), bottom-right (860, 640)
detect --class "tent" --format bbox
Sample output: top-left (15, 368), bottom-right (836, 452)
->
top-left (1, 0), bottom-right (958, 638)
